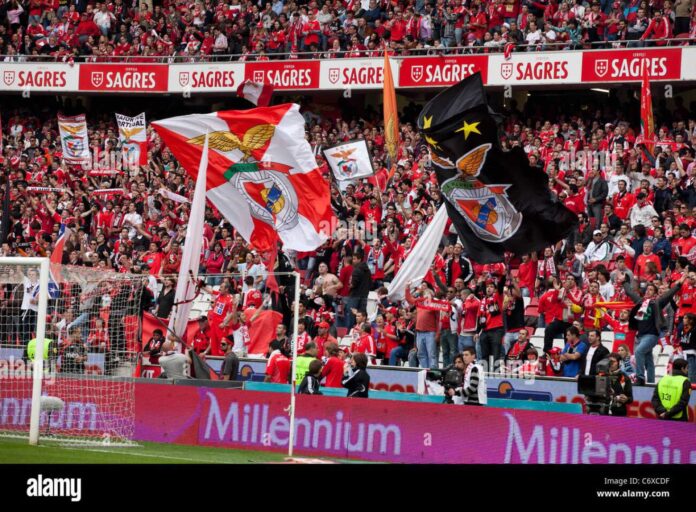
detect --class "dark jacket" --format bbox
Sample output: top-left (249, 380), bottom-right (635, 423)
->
top-left (580, 344), bottom-right (610, 376)
top-left (609, 372), bottom-right (633, 416)
top-left (342, 368), bottom-right (370, 398)
top-left (589, 177), bottom-right (608, 204)
top-left (349, 261), bottom-right (372, 298)
top-left (446, 255), bottom-right (474, 286)
top-left (298, 374), bottom-right (322, 395)
top-left (624, 280), bottom-right (682, 335)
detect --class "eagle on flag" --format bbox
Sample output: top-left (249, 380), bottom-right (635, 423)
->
top-left (153, 104), bottom-right (332, 252)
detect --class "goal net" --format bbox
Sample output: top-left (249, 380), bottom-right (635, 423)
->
top-left (0, 257), bottom-right (143, 446)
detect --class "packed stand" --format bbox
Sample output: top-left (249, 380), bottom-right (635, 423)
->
top-left (0, 93), bottom-right (695, 389)
top-left (0, 0), bottom-right (694, 62)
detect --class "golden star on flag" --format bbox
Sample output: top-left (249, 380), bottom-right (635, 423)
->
top-left (455, 120), bottom-right (481, 140)
top-left (425, 134), bottom-right (440, 149)
top-left (423, 115), bottom-right (433, 130)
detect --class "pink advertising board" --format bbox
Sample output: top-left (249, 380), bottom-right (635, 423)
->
top-left (135, 383), bottom-right (696, 464)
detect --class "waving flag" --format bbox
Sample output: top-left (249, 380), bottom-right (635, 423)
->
top-left (383, 51), bottom-right (399, 166)
top-left (116, 112), bottom-right (148, 166)
top-left (58, 114), bottom-right (90, 164)
top-left (323, 139), bottom-right (374, 181)
top-left (236, 80), bottom-right (274, 107)
top-left (418, 73), bottom-right (577, 263)
top-left (638, 66), bottom-right (655, 153)
top-left (47, 229), bottom-right (69, 299)
top-left (387, 204), bottom-right (448, 301)
top-left (152, 104), bottom-right (332, 252)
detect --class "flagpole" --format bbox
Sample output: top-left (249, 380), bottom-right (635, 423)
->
top-left (287, 271), bottom-right (301, 458)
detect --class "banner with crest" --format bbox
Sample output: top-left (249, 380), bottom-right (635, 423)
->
top-left (116, 112), bottom-right (148, 166)
top-left (323, 140), bottom-right (374, 181)
top-left (58, 113), bottom-right (90, 164)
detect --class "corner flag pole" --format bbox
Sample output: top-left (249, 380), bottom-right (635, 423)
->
top-left (287, 271), bottom-right (301, 458)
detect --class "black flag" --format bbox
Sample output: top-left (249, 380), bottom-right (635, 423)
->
top-left (417, 73), bottom-right (577, 263)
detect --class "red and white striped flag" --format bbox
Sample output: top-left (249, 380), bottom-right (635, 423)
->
top-left (153, 104), bottom-right (332, 252)
top-left (236, 80), bottom-right (273, 107)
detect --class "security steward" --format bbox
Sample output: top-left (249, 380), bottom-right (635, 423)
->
top-left (651, 359), bottom-right (692, 421)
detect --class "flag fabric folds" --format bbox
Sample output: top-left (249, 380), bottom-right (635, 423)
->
top-left (116, 112), bottom-right (148, 166)
top-left (58, 114), bottom-right (90, 164)
top-left (383, 51), bottom-right (399, 165)
top-left (387, 204), bottom-right (448, 301)
top-left (323, 139), bottom-right (375, 181)
top-left (236, 80), bottom-right (274, 107)
top-left (169, 133), bottom-right (209, 339)
top-left (417, 73), bottom-right (577, 263)
top-left (152, 104), bottom-right (332, 252)
top-left (639, 66), bottom-right (655, 153)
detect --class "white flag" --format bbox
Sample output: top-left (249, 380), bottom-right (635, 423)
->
top-left (323, 139), bottom-right (374, 181)
top-left (169, 133), bottom-right (209, 339)
top-left (387, 205), bottom-right (448, 302)
top-left (58, 114), bottom-right (90, 164)
top-left (116, 112), bottom-right (147, 166)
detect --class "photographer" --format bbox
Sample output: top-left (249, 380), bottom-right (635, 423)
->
top-left (443, 353), bottom-right (466, 404)
top-left (448, 348), bottom-right (487, 405)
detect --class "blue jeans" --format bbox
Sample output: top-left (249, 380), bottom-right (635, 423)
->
top-left (416, 331), bottom-right (438, 369)
top-left (342, 297), bottom-right (366, 330)
top-left (635, 334), bottom-right (658, 383)
top-left (389, 346), bottom-right (408, 366)
top-left (687, 353), bottom-right (696, 384)
top-left (458, 334), bottom-right (475, 352)
top-left (440, 329), bottom-right (458, 367)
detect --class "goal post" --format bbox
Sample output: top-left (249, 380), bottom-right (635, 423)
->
top-left (0, 257), bottom-right (143, 446)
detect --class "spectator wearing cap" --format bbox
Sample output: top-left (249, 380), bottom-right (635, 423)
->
top-left (629, 193), bottom-right (659, 229)
top-left (584, 229), bottom-right (612, 263)
top-left (314, 321), bottom-right (337, 359)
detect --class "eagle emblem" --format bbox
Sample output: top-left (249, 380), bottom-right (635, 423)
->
top-left (330, 147), bottom-right (358, 178)
top-left (441, 143), bottom-right (522, 243)
top-left (119, 126), bottom-right (144, 141)
top-left (188, 124), bottom-right (275, 162)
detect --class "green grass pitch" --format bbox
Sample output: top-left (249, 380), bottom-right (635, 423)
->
top-left (0, 436), bottom-right (291, 464)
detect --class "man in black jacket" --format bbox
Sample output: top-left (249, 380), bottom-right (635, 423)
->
top-left (580, 329), bottom-right (610, 376)
top-left (345, 248), bottom-right (371, 329)
top-left (587, 168), bottom-right (608, 221)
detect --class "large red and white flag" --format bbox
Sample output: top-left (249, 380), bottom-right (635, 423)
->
top-left (116, 112), bottom-right (148, 166)
top-left (152, 104), bottom-right (332, 252)
top-left (58, 114), bottom-right (90, 164)
top-left (236, 80), bottom-right (274, 107)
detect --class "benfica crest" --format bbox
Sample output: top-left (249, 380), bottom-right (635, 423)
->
top-left (189, 124), bottom-right (300, 231)
top-left (225, 164), bottom-right (300, 231)
top-left (329, 147), bottom-right (358, 177)
top-left (441, 144), bottom-right (522, 242)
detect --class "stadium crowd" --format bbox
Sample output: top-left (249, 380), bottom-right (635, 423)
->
top-left (0, 0), bottom-right (694, 61)
top-left (0, 90), bottom-right (695, 391)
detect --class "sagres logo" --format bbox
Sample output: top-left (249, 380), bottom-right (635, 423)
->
top-left (178, 71), bottom-right (190, 87)
top-left (90, 71), bottom-right (103, 87)
top-left (594, 59), bottom-right (609, 78)
top-left (411, 65), bottom-right (423, 82)
top-left (328, 68), bottom-right (340, 84)
top-left (27, 475), bottom-right (82, 502)
top-left (500, 62), bottom-right (513, 80)
top-left (4, 70), bottom-right (15, 86)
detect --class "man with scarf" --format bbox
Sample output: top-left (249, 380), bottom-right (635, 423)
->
top-left (544, 274), bottom-right (584, 353)
top-left (622, 272), bottom-right (686, 385)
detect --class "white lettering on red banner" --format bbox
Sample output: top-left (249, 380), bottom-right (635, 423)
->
top-left (399, 56), bottom-right (488, 87)
top-left (79, 64), bottom-right (168, 92)
top-left (245, 61), bottom-right (320, 90)
top-left (581, 49), bottom-right (682, 82)
top-left (320, 59), bottom-right (393, 89)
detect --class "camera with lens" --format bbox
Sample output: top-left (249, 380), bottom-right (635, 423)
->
top-left (577, 358), bottom-right (612, 415)
top-left (426, 367), bottom-right (463, 403)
